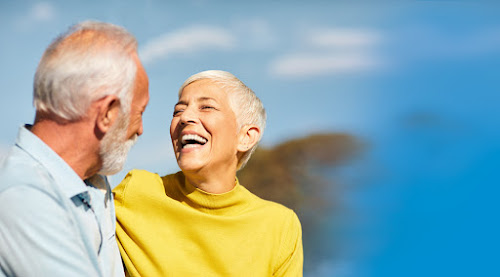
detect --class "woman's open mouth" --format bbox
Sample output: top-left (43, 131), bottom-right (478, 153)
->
top-left (180, 133), bottom-right (207, 149)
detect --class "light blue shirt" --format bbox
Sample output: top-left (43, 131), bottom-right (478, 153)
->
top-left (0, 126), bottom-right (124, 277)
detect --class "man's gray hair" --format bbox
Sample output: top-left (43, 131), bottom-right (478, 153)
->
top-left (179, 70), bottom-right (267, 170)
top-left (33, 20), bottom-right (138, 121)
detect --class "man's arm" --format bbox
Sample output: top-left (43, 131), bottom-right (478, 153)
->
top-left (0, 185), bottom-right (101, 277)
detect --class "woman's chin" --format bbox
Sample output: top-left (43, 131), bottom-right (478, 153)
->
top-left (177, 160), bottom-right (205, 173)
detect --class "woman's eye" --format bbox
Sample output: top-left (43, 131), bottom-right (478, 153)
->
top-left (201, 105), bottom-right (215, 110)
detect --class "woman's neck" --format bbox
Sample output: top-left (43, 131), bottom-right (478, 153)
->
top-left (183, 166), bottom-right (237, 194)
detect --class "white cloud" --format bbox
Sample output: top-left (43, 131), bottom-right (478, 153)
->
top-left (233, 18), bottom-right (277, 50)
top-left (401, 26), bottom-right (500, 60)
top-left (31, 2), bottom-right (55, 22)
top-left (140, 26), bottom-right (236, 65)
top-left (308, 28), bottom-right (381, 49)
top-left (13, 2), bottom-right (56, 30)
top-left (270, 52), bottom-right (381, 78)
top-left (464, 28), bottom-right (500, 54)
top-left (270, 28), bottom-right (384, 78)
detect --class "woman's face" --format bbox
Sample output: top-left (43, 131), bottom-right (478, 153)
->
top-left (170, 79), bottom-right (240, 173)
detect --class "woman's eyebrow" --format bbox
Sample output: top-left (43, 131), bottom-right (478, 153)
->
top-left (198, 96), bottom-right (217, 102)
top-left (175, 97), bottom-right (217, 106)
top-left (174, 100), bottom-right (187, 106)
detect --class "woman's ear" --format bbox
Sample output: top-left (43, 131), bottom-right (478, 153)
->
top-left (237, 124), bottom-right (261, 152)
top-left (94, 95), bottom-right (120, 135)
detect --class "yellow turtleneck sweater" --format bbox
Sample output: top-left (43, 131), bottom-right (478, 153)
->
top-left (113, 169), bottom-right (303, 277)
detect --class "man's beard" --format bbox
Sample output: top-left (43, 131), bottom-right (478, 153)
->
top-left (98, 112), bottom-right (138, 175)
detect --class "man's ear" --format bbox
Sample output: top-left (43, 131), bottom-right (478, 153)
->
top-left (95, 95), bottom-right (120, 135)
top-left (237, 124), bottom-right (261, 152)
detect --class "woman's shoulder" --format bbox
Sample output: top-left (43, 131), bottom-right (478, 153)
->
top-left (247, 194), bottom-right (302, 246)
top-left (127, 168), bottom-right (161, 179)
top-left (244, 188), bottom-right (300, 223)
top-left (113, 169), bottom-right (164, 204)
top-left (160, 170), bottom-right (184, 184)
top-left (118, 169), bottom-right (162, 188)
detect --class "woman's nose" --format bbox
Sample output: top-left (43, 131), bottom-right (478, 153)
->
top-left (179, 107), bottom-right (198, 125)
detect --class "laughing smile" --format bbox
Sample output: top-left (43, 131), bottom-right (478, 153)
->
top-left (180, 133), bottom-right (208, 149)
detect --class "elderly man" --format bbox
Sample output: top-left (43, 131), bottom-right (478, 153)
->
top-left (0, 21), bottom-right (149, 276)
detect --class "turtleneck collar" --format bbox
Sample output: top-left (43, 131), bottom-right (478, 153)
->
top-left (170, 171), bottom-right (252, 216)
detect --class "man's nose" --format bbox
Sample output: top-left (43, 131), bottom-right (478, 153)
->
top-left (137, 121), bottom-right (144, 136)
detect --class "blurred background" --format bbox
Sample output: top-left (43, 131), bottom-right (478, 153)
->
top-left (1, 1), bottom-right (499, 276)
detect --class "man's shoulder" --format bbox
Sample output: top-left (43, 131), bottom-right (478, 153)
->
top-left (0, 145), bottom-right (53, 194)
top-left (0, 147), bottom-right (62, 218)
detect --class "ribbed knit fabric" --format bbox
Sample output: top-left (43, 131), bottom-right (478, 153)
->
top-left (114, 169), bottom-right (303, 277)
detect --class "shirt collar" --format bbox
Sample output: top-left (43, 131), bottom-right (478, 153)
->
top-left (16, 125), bottom-right (89, 199)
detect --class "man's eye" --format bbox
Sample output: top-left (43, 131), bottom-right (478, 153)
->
top-left (173, 109), bottom-right (183, 116)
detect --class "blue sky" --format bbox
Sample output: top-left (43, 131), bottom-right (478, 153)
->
top-left (1, 1), bottom-right (499, 276)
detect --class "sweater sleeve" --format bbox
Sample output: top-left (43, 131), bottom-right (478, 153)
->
top-left (112, 170), bottom-right (131, 207)
top-left (113, 170), bottom-right (142, 277)
top-left (112, 170), bottom-right (165, 277)
top-left (273, 210), bottom-right (304, 277)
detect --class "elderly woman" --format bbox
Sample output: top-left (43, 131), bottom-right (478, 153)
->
top-left (113, 70), bottom-right (303, 276)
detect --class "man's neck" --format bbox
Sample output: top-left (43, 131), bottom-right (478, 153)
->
top-left (30, 117), bottom-right (100, 180)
